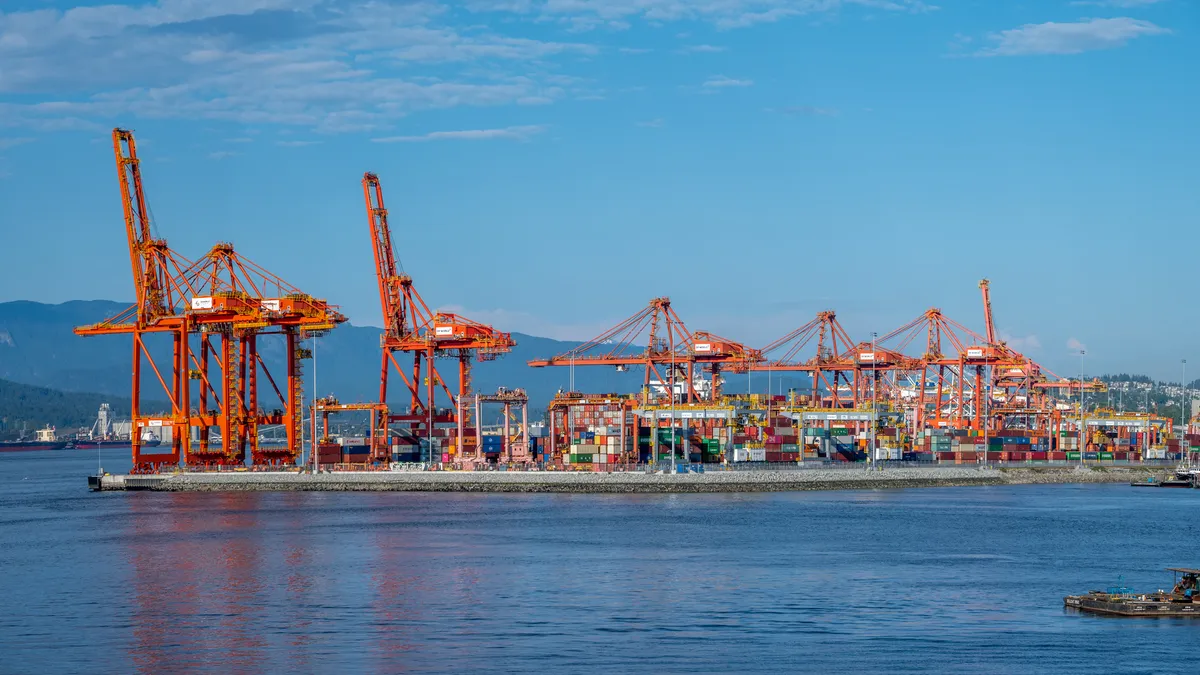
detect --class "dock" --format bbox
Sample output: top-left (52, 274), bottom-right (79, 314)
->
top-left (89, 465), bottom-right (1165, 494)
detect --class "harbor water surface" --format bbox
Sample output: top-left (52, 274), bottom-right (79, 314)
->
top-left (2, 449), bottom-right (1198, 673)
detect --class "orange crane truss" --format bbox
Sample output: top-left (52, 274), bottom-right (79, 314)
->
top-left (874, 281), bottom-right (1107, 432)
top-left (363, 172), bottom-right (515, 436)
top-left (74, 129), bottom-right (345, 472)
top-left (527, 297), bottom-right (763, 402)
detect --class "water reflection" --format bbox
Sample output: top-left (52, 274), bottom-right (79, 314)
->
top-left (94, 483), bottom-right (1200, 673)
top-left (127, 493), bottom-right (266, 672)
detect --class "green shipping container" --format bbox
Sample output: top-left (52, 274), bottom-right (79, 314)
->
top-left (571, 454), bottom-right (593, 463)
top-left (1066, 452), bottom-right (1081, 460)
top-left (1100, 452), bottom-right (1114, 460)
top-left (830, 428), bottom-right (850, 436)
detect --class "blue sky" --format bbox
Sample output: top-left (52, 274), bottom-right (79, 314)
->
top-left (0, 0), bottom-right (1196, 379)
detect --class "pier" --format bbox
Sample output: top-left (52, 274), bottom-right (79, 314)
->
top-left (89, 465), bottom-right (1165, 494)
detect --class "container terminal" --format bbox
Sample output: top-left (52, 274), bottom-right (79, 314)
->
top-left (72, 128), bottom-right (1199, 486)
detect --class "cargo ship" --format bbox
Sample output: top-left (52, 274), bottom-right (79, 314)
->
top-left (0, 426), bottom-right (68, 452)
top-left (1065, 568), bottom-right (1200, 617)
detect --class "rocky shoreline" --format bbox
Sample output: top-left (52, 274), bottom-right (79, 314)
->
top-left (97, 465), bottom-right (1169, 493)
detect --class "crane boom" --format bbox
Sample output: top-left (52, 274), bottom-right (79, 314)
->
top-left (363, 172), bottom-right (407, 339)
top-left (113, 128), bottom-right (167, 325)
top-left (980, 278), bottom-right (996, 345)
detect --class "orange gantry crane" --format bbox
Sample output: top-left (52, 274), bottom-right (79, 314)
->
top-left (74, 128), bottom-right (345, 472)
top-left (743, 311), bottom-right (857, 406)
top-left (527, 297), bottom-right (762, 402)
top-left (363, 172), bottom-right (515, 442)
top-left (874, 280), bottom-right (1106, 432)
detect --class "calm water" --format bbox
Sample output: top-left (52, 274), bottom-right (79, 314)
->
top-left (1, 449), bottom-right (1198, 673)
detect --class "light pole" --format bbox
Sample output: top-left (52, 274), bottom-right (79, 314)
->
top-left (1079, 349), bottom-right (1085, 466)
top-left (871, 331), bottom-right (877, 468)
top-left (311, 334), bottom-right (318, 471)
top-left (983, 380), bottom-right (989, 466)
top-left (670, 340), bottom-right (676, 473)
top-left (1182, 359), bottom-right (1187, 459)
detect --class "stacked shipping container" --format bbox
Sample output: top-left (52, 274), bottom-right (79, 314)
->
top-left (563, 403), bottom-right (631, 467)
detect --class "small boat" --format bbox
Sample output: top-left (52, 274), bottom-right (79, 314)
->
top-left (1132, 475), bottom-right (1194, 488)
top-left (1130, 455), bottom-right (1199, 488)
top-left (1065, 568), bottom-right (1200, 617)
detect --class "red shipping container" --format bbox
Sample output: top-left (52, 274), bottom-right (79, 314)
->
top-left (766, 452), bottom-right (783, 462)
top-left (1049, 452), bottom-right (1067, 460)
top-left (781, 452), bottom-right (799, 462)
top-left (1030, 452), bottom-right (1048, 460)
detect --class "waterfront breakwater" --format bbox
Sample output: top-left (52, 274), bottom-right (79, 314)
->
top-left (93, 465), bottom-right (1166, 493)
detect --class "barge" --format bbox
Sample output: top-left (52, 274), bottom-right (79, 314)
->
top-left (1065, 568), bottom-right (1200, 617)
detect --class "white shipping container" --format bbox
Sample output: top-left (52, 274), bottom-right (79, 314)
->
top-left (873, 448), bottom-right (901, 460)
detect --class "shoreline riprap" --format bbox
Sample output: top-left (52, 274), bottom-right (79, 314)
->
top-left (95, 465), bottom-right (1167, 493)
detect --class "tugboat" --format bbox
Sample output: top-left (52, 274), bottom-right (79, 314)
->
top-left (1065, 568), bottom-right (1200, 617)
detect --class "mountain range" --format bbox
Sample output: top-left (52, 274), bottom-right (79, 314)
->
top-left (0, 300), bottom-right (651, 418)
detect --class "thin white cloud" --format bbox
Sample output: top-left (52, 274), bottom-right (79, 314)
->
top-left (0, 0), bottom-right (938, 134)
top-left (717, 7), bottom-right (803, 29)
top-left (978, 17), bottom-right (1170, 56)
top-left (389, 36), bottom-right (596, 62)
top-left (1067, 337), bottom-right (1088, 353)
top-left (636, 118), bottom-right (664, 127)
top-left (0, 2), bottom-right (598, 132)
top-left (371, 124), bottom-right (547, 143)
top-left (0, 137), bottom-right (34, 149)
top-left (467, 0), bottom-right (933, 31)
top-left (276, 140), bottom-right (321, 147)
top-left (999, 332), bottom-right (1042, 352)
top-left (0, 0), bottom-right (938, 133)
top-left (1071, 0), bottom-right (1167, 6)
top-left (678, 44), bottom-right (727, 53)
top-left (768, 105), bottom-right (839, 116)
top-left (703, 75), bottom-right (753, 88)
top-left (207, 150), bottom-right (239, 160)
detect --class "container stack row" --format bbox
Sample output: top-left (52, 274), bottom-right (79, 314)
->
top-left (561, 403), bottom-right (633, 467)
